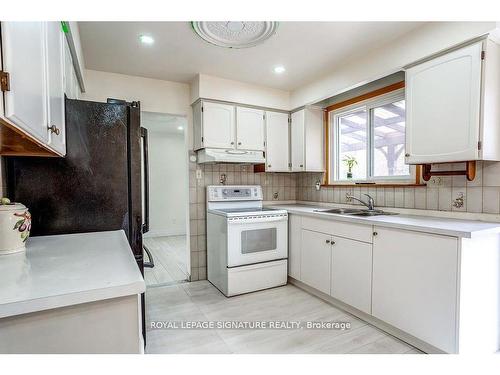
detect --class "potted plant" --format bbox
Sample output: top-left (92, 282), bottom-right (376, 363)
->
top-left (342, 155), bottom-right (358, 179)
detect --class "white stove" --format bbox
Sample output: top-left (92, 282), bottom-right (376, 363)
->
top-left (206, 185), bottom-right (288, 297)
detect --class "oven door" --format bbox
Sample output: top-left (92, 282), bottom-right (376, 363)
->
top-left (227, 214), bottom-right (288, 267)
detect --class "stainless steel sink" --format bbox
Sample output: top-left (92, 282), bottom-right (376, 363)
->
top-left (314, 208), bottom-right (397, 216)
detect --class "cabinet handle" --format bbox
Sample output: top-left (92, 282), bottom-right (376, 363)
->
top-left (48, 125), bottom-right (60, 136)
top-left (230, 142), bottom-right (234, 145)
top-left (405, 153), bottom-right (410, 157)
top-left (300, 164), bottom-right (304, 168)
top-left (325, 239), bottom-right (330, 244)
top-left (373, 232), bottom-right (378, 236)
top-left (238, 142), bottom-right (242, 145)
top-left (331, 240), bottom-right (335, 245)
top-left (268, 164), bottom-right (272, 168)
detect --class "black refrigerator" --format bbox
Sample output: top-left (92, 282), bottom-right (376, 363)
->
top-left (6, 97), bottom-right (149, 342)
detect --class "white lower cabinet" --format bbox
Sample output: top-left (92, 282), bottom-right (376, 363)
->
top-left (331, 236), bottom-right (372, 314)
top-left (300, 229), bottom-right (331, 294)
top-left (288, 214), bottom-right (301, 280)
top-left (371, 226), bottom-right (459, 353)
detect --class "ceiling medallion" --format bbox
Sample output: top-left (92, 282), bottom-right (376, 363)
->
top-left (191, 21), bottom-right (278, 48)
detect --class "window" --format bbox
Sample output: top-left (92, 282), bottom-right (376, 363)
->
top-left (330, 89), bottom-right (412, 183)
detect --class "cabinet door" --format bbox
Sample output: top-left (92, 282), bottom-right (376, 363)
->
top-left (305, 107), bottom-right (324, 171)
top-left (288, 214), bottom-right (301, 279)
top-left (405, 42), bottom-right (482, 163)
top-left (372, 227), bottom-right (459, 353)
top-left (2, 22), bottom-right (48, 142)
top-left (291, 110), bottom-right (305, 171)
top-left (331, 236), bottom-right (372, 314)
top-left (202, 101), bottom-right (235, 149)
top-left (300, 229), bottom-right (331, 294)
top-left (265, 111), bottom-right (289, 172)
top-left (236, 107), bottom-right (264, 151)
top-left (46, 22), bottom-right (66, 155)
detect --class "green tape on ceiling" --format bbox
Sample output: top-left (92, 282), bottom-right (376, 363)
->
top-left (61, 22), bottom-right (69, 34)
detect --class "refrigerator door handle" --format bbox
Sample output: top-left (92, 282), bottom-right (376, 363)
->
top-left (141, 127), bottom-right (150, 234)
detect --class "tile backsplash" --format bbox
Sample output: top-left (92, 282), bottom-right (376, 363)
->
top-left (188, 158), bottom-right (500, 281)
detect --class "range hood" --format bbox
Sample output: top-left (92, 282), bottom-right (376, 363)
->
top-left (197, 148), bottom-right (265, 164)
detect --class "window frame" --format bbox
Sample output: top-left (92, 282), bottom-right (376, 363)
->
top-left (328, 87), bottom-right (417, 185)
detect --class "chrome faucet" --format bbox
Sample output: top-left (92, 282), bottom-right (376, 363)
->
top-left (347, 193), bottom-right (375, 210)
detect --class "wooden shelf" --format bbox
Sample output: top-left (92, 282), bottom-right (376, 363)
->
top-left (0, 118), bottom-right (57, 157)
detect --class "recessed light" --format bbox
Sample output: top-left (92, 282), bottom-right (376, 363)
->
top-left (139, 35), bottom-right (154, 45)
top-left (274, 66), bottom-right (286, 74)
top-left (177, 126), bottom-right (184, 131)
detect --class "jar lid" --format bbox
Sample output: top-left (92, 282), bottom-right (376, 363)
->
top-left (0, 202), bottom-right (27, 212)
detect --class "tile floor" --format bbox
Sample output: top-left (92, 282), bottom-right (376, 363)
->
top-left (144, 236), bottom-right (188, 286)
top-left (145, 281), bottom-right (423, 354)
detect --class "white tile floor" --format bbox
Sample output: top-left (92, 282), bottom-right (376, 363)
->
top-left (144, 236), bottom-right (188, 286)
top-left (145, 281), bottom-right (423, 354)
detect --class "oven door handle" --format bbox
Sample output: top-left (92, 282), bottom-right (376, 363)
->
top-left (228, 216), bottom-right (288, 224)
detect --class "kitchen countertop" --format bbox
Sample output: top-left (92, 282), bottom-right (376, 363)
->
top-left (0, 230), bottom-right (145, 319)
top-left (266, 204), bottom-right (500, 238)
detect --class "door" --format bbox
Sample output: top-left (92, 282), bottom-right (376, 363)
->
top-left (227, 215), bottom-right (288, 267)
top-left (202, 101), bottom-right (235, 149)
top-left (372, 226), bottom-right (459, 353)
top-left (288, 214), bottom-right (301, 279)
top-left (291, 110), bottom-right (305, 171)
top-left (265, 111), bottom-right (290, 171)
top-left (46, 21), bottom-right (66, 155)
top-left (405, 42), bottom-right (483, 163)
top-left (2, 22), bottom-right (48, 142)
top-left (331, 236), bottom-right (372, 314)
top-left (236, 106), bottom-right (264, 151)
top-left (300, 229), bottom-right (331, 294)
top-left (304, 107), bottom-right (325, 171)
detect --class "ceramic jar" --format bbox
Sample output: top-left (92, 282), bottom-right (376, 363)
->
top-left (0, 201), bottom-right (31, 255)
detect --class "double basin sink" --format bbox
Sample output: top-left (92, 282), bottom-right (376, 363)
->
top-left (313, 207), bottom-right (398, 217)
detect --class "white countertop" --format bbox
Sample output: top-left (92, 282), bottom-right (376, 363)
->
top-left (266, 204), bottom-right (500, 238)
top-left (0, 230), bottom-right (145, 319)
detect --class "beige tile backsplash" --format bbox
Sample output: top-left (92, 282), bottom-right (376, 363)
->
top-left (188, 158), bottom-right (500, 280)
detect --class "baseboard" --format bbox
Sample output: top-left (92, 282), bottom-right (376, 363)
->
top-left (143, 229), bottom-right (186, 238)
top-left (288, 277), bottom-right (445, 354)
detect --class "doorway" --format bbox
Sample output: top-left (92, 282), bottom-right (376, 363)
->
top-left (141, 111), bottom-right (189, 286)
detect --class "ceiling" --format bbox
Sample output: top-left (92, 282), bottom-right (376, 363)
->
top-left (79, 22), bottom-right (424, 91)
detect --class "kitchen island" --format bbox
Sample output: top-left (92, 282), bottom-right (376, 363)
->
top-left (0, 230), bottom-right (145, 354)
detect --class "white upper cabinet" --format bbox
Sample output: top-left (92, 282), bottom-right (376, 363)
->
top-left (46, 22), bottom-right (66, 155)
top-left (291, 107), bottom-right (324, 172)
top-left (291, 110), bottom-right (305, 171)
top-left (236, 106), bottom-right (264, 151)
top-left (265, 111), bottom-right (289, 172)
top-left (405, 39), bottom-right (500, 164)
top-left (1, 22), bottom-right (48, 142)
top-left (200, 101), bottom-right (235, 149)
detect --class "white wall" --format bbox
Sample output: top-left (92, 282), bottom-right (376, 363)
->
top-left (291, 22), bottom-right (497, 109)
top-left (191, 73), bottom-right (290, 110)
top-left (82, 69), bottom-right (193, 145)
top-left (144, 118), bottom-right (188, 237)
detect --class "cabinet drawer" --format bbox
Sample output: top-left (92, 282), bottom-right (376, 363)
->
top-left (301, 216), bottom-right (372, 243)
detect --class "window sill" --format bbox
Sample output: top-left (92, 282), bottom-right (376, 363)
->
top-left (321, 183), bottom-right (427, 188)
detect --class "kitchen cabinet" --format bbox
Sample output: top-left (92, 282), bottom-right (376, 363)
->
top-left (0, 21), bottom-right (79, 156)
top-left (46, 21), bottom-right (66, 155)
top-left (331, 236), bottom-right (372, 314)
top-left (265, 110), bottom-right (290, 172)
top-left (300, 229), bottom-right (331, 294)
top-left (199, 101), bottom-right (235, 149)
top-left (1, 22), bottom-right (48, 143)
top-left (288, 214), bottom-right (301, 279)
top-left (291, 106), bottom-right (324, 172)
top-left (405, 38), bottom-right (500, 164)
top-left (371, 226), bottom-right (458, 353)
top-left (236, 106), bottom-right (264, 151)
